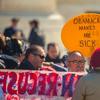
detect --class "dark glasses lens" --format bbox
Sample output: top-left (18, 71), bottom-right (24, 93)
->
top-left (32, 53), bottom-right (45, 59)
top-left (39, 55), bottom-right (45, 59)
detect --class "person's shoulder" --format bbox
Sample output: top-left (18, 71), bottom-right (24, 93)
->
top-left (4, 26), bottom-right (12, 31)
top-left (19, 59), bottom-right (27, 66)
top-left (19, 59), bottom-right (33, 70)
top-left (19, 60), bottom-right (26, 69)
top-left (0, 54), bottom-right (18, 69)
top-left (79, 73), bottom-right (94, 82)
top-left (4, 27), bottom-right (12, 34)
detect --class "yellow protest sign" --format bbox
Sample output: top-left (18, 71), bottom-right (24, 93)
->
top-left (61, 13), bottom-right (100, 57)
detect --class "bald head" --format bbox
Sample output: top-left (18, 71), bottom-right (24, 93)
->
top-left (67, 51), bottom-right (84, 61)
top-left (67, 51), bottom-right (85, 72)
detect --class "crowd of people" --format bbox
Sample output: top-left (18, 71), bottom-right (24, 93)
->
top-left (0, 17), bottom-right (87, 72)
top-left (0, 18), bottom-right (100, 100)
top-left (0, 34), bottom-right (86, 72)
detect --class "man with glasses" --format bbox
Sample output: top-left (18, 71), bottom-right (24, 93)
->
top-left (19, 45), bottom-right (45, 70)
top-left (66, 51), bottom-right (86, 72)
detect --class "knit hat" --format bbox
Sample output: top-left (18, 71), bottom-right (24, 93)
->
top-left (90, 48), bottom-right (100, 68)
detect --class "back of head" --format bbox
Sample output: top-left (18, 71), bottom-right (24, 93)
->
top-left (5, 38), bottom-right (22, 56)
top-left (29, 19), bottom-right (39, 28)
top-left (11, 18), bottom-right (19, 23)
top-left (11, 18), bottom-right (19, 27)
top-left (90, 48), bottom-right (100, 69)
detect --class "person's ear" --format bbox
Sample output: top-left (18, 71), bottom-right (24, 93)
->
top-left (29, 53), bottom-right (34, 59)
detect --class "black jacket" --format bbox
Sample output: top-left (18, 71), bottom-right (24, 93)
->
top-left (19, 59), bottom-right (36, 70)
top-left (28, 28), bottom-right (45, 47)
top-left (0, 54), bottom-right (18, 69)
top-left (45, 54), bottom-right (61, 64)
top-left (4, 27), bottom-right (18, 37)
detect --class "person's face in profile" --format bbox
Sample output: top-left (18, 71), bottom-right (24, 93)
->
top-left (67, 53), bottom-right (85, 72)
top-left (30, 49), bottom-right (45, 69)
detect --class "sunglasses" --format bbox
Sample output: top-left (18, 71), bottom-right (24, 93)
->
top-left (32, 53), bottom-right (45, 59)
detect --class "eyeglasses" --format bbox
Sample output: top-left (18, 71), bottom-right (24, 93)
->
top-left (32, 53), bottom-right (45, 59)
top-left (68, 60), bottom-right (86, 64)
